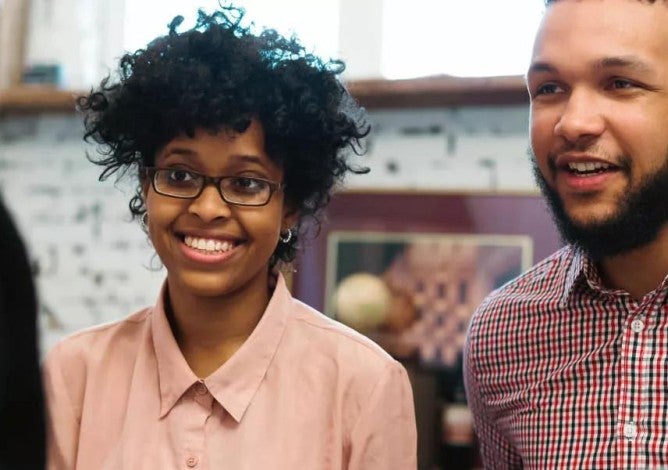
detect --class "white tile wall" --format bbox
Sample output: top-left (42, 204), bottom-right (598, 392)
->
top-left (0, 106), bottom-right (535, 355)
top-left (346, 106), bottom-right (537, 192)
top-left (0, 114), bottom-right (164, 356)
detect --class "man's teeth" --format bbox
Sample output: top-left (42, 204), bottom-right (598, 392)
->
top-left (184, 236), bottom-right (234, 252)
top-left (567, 162), bottom-right (612, 174)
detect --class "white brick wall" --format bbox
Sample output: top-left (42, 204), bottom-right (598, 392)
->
top-left (348, 106), bottom-right (537, 192)
top-left (0, 106), bottom-right (535, 356)
top-left (0, 114), bottom-right (163, 356)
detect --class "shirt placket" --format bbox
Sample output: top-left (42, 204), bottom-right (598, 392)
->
top-left (180, 381), bottom-right (215, 470)
top-left (617, 296), bottom-right (652, 469)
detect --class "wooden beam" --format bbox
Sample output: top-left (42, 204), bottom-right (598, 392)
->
top-left (0, 75), bottom-right (530, 113)
top-left (0, 86), bottom-right (80, 113)
top-left (346, 75), bottom-right (529, 108)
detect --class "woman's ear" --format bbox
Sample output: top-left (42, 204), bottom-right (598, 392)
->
top-left (281, 203), bottom-right (299, 232)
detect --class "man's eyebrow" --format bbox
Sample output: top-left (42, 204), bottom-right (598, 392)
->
top-left (527, 56), bottom-right (656, 76)
top-left (526, 61), bottom-right (557, 76)
top-left (595, 56), bottom-right (655, 74)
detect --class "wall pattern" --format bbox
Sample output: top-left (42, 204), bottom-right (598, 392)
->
top-left (0, 105), bottom-right (534, 356)
top-left (0, 114), bottom-right (164, 355)
top-left (348, 105), bottom-right (536, 192)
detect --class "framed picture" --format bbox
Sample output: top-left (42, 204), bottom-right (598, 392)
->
top-left (324, 231), bottom-right (532, 367)
top-left (293, 191), bottom-right (563, 367)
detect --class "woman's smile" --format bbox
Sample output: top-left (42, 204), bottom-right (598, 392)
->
top-left (178, 233), bottom-right (241, 265)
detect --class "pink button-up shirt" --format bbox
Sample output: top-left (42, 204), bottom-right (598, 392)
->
top-left (43, 275), bottom-right (417, 469)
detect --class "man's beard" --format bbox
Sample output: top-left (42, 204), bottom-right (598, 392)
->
top-left (531, 150), bottom-right (668, 260)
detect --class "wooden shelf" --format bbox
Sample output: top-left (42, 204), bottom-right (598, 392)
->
top-left (0, 86), bottom-right (81, 113)
top-left (0, 75), bottom-right (529, 114)
top-left (346, 75), bottom-right (528, 108)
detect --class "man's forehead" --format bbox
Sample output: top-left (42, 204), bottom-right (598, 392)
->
top-left (544, 0), bottom-right (664, 5)
top-left (533, 0), bottom-right (668, 53)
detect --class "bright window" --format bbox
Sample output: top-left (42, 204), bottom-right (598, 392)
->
top-left (124, 1), bottom-right (545, 79)
top-left (123, 0), bottom-right (339, 59)
top-left (382, 1), bottom-right (545, 78)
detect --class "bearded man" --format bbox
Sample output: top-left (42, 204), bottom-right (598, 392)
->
top-left (464, 1), bottom-right (668, 468)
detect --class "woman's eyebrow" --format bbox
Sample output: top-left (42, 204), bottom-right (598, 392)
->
top-left (159, 147), bottom-right (199, 162)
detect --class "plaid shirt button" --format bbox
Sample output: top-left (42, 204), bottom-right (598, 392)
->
top-left (623, 423), bottom-right (638, 439)
top-left (631, 319), bottom-right (645, 333)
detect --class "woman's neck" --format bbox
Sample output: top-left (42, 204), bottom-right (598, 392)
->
top-left (164, 274), bottom-right (272, 378)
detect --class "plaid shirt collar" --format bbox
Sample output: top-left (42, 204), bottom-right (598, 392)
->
top-left (562, 245), bottom-right (668, 306)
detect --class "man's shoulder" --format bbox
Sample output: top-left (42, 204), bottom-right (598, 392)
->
top-left (471, 245), bottom-right (574, 323)
top-left (496, 244), bottom-right (572, 293)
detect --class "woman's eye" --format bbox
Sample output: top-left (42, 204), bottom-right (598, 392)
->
top-left (231, 177), bottom-right (265, 192)
top-left (167, 169), bottom-right (194, 182)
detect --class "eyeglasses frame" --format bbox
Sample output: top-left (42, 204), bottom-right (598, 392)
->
top-left (144, 167), bottom-right (284, 207)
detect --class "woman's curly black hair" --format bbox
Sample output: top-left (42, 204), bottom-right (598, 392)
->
top-left (78, 4), bottom-right (369, 266)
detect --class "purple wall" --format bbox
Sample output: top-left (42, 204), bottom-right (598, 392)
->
top-left (293, 192), bottom-right (563, 311)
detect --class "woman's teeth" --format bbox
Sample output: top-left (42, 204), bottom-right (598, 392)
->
top-left (184, 236), bottom-right (234, 253)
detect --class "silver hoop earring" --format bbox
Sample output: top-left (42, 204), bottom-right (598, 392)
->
top-left (279, 229), bottom-right (292, 244)
top-left (140, 212), bottom-right (149, 233)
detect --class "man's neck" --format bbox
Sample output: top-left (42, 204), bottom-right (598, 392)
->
top-left (599, 225), bottom-right (668, 301)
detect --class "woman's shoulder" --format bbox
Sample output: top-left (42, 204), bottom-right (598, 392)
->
top-left (286, 298), bottom-right (400, 374)
top-left (43, 307), bottom-right (152, 371)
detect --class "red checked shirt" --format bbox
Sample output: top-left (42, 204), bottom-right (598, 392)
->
top-left (464, 245), bottom-right (668, 470)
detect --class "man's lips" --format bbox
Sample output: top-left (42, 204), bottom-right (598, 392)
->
top-left (562, 161), bottom-right (615, 175)
top-left (552, 154), bottom-right (622, 177)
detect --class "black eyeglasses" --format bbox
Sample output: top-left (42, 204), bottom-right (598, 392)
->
top-left (145, 167), bottom-right (283, 207)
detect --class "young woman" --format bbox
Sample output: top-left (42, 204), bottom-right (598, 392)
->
top-left (42, 6), bottom-right (416, 470)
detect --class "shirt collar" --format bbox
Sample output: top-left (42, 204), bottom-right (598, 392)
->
top-left (562, 246), bottom-right (587, 304)
top-left (561, 245), bottom-right (621, 305)
top-left (151, 284), bottom-right (200, 418)
top-left (152, 274), bottom-right (291, 422)
top-left (561, 245), bottom-right (662, 304)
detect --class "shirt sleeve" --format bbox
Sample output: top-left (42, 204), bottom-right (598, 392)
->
top-left (463, 334), bottom-right (522, 470)
top-left (42, 345), bottom-right (81, 470)
top-left (347, 360), bottom-right (417, 470)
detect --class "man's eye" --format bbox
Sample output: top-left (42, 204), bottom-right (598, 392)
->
top-left (534, 83), bottom-right (563, 96)
top-left (610, 79), bottom-right (636, 90)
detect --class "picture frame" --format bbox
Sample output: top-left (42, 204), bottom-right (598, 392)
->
top-left (324, 230), bottom-right (532, 367)
top-left (296, 192), bottom-right (560, 290)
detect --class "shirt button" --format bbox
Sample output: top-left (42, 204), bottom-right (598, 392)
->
top-left (623, 423), bottom-right (638, 439)
top-left (631, 319), bottom-right (644, 333)
top-left (186, 456), bottom-right (198, 467)
top-left (195, 382), bottom-right (207, 395)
